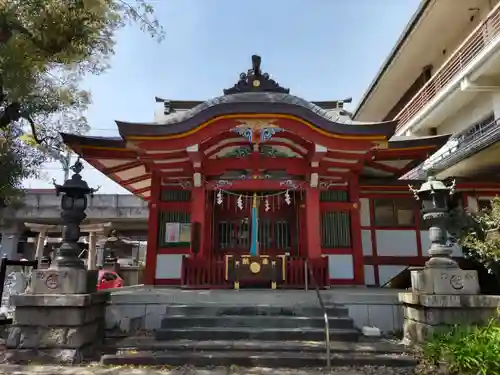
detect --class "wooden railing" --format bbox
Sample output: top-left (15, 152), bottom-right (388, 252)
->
top-left (395, 3), bottom-right (500, 131)
top-left (181, 255), bottom-right (328, 289)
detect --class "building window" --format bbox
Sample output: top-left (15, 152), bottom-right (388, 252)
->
top-left (373, 198), bottom-right (416, 227)
top-left (456, 113), bottom-right (495, 142)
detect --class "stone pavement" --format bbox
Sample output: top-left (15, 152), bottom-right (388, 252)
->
top-left (0, 365), bottom-right (416, 375)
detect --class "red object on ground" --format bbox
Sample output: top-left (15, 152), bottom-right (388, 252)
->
top-left (97, 270), bottom-right (123, 290)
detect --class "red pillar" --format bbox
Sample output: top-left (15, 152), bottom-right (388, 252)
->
top-left (191, 187), bottom-right (206, 257)
top-left (143, 172), bottom-right (161, 285)
top-left (349, 175), bottom-right (364, 285)
top-left (305, 187), bottom-right (321, 258)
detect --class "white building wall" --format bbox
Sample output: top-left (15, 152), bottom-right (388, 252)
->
top-left (155, 254), bottom-right (183, 279)
top-left (328, 254), bottom-right (354, 280)
top-left (438, 93), bottom-right (494, 135)
top-left (375, 230), bottom-right (418, 257)
top-left (413, 93), bottom-right (494, 137)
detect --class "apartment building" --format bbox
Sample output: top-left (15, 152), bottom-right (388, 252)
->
top-left (354, 0), bottom-right (500, 183)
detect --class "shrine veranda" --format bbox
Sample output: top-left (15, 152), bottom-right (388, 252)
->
top-left (61, 56), bottom-right (500, 289)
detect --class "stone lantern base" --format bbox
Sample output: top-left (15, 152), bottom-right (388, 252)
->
top-left (5, 269), bottom-right (108, 364)
top-left (398, 292), bottom-right (500, 344)
top-left (398, 268), bottom-right (499, 345)
top-left (30, 268), bottom-right (99, 294)
top-left (410, 267), bottom-right (479, 295)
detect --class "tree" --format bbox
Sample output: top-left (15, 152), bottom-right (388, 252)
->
top-left (460, 197), bottom-right (500, 278)
top-left (0, 0), bottom-right (165, 205)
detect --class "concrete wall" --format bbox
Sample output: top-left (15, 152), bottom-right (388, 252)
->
top-left (105, 288), bottom-right (404, 334)
top-left (7, 192), bottom-right (149, 221)
top-left (432, 93), bottom-right (494, 136)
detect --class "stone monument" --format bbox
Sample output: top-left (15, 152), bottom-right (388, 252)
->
top-left (6, 159), bottom-right (109, 363)
top-left (399, 176), bottom-right (500, 344)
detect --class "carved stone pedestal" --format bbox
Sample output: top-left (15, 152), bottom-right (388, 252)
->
top-left (399, 268), bottom-right (497, 344)
top-left (31, 269), bottom-right (98, 294)
top-left (398, 292), bottom-right (500, 344)
top-left (410, 268), bottom-right (480, 295)
top-left (5, 269), bottom-right (108, 364)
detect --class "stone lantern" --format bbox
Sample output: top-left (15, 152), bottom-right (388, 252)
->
top-left (52, 158), bottom-right (97, 269)
top-left (29, 159), bottom-right (100, 294)
top-left (407, 175), bottom-right (479, 295)
top-left (8, 159), bottom-right (109, 362)
top-left (409, 176), bottom-right (458, 268)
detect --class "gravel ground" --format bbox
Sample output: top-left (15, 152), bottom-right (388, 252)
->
top-left (0, 364), bottom-right (418, 375)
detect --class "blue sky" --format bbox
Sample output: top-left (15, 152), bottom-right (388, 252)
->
top-left (24, 0), bottom-right (420, 193)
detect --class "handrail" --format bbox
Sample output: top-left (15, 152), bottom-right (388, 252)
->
top-left (305, 259), bottom-right (331, 372)
top-left (395, 3), bottom-right (500, 131)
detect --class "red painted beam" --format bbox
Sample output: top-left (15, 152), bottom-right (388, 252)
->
top-left (187, 144), bottom-right (203, 166)
top-left (132, 186), bottom-right (151, 194)
top-left (140, 150), bottom-right (188, 160)
top-left (104, 161), bottom-right (143, 174)
top-left (152, 161), bottom-right (193, 173)
top-left (366, 160), bottom-right (400, 175)
top-left (319, 201), bottom-right (357, 211)
top-left (121, 174), bottom-right (151, 186)
top-left (308, 144), bottom-right (327, 164)
top-left (316, 166), bottom-right (355, 176)
top-left (82, 149), bottom-right (138, 159)
top-left (325, 150), bottom-right (366, 160)
top-left (203, 157), bottom-right (308, 175)
top-left (321, 160), bottom-right (361, 169)
top-left (206, 179), bottom-right (305, 191)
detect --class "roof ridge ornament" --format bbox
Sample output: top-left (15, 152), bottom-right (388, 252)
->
top-left (223, 55), bottom-right (290, 95)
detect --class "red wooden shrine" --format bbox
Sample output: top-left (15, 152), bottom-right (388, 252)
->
top-left (60, 55), bottom-right (467, 288)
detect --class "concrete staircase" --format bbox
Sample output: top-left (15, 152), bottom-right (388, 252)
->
top-left (100, 304), bottom-right (416, 368)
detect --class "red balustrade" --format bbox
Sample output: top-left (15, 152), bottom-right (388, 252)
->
top-left (181, 255), bottom-right (328, 289)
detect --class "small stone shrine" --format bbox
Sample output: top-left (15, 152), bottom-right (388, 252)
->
top-left (6, 159), bottom-right (109, 364)
top-left (399, 176), bottom-right (500, 343)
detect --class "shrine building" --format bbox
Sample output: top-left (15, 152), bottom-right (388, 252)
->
top-left (61, 55), bottom-right (494, 289)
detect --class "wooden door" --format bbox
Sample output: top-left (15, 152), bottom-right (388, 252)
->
top-left (212, 193), bottom-right (298, 256)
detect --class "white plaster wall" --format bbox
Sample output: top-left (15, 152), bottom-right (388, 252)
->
top-left (359, 198), bottom-right (370, 227)
top-left (328, 254), bottom-right (354, 279)
top-left (378, 265), bottom-right (407, 286)
top-left (361, 230), bottom-right (372, 256)
top-left (375, 230), bottom-right (418, 256)
top-left (420, 231), bottom-right (463, 257)
top-left (155, 254), bottom-right (183, 279)
top-left (363, 265), bottom-right (376, 286)
top-left (430, 93), bottom-right (493, 136)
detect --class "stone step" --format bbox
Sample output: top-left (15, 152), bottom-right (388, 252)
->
top-left (100, 350), bottom-right (417, 368)
top-left (163, 305), bottom-right (349, 317)
top-left (154, 327), bottom-right (360, 342)
top-left (103, 337), bottom-right (409, 354)
top-left (160, 315), bottom-right (355, 329)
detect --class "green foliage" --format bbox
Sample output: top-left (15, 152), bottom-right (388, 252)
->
top-left (422, 318), bottom-right (500, 375)
top-left (0, 128), bottom-right (44, 206)
top-left (0, 0), bottom-right (164, 203)
top-left (460, 197), bottom-right (500, 275)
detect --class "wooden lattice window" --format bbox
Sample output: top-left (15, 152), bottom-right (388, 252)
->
top-left (321, 211), bottom-right (351, 248)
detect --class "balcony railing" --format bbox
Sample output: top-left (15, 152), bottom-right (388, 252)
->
top-left (395, 3), bottom-right (500, 131)
top-left (402, 117), bottom-right (500, 179)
